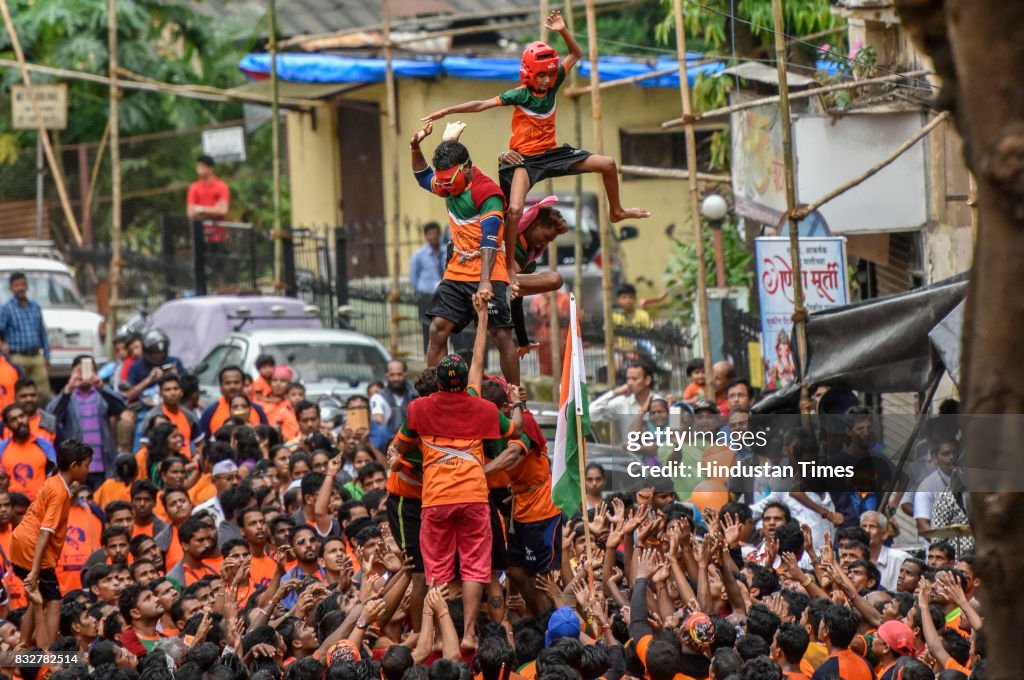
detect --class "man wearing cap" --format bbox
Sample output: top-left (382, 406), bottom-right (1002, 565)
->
top-left (588, 361), bottom-right (654, 444)
top-left (192, 459), bottom-right (241, 526)
top-left (393, 293), bottom-right (523, 650)
top-left (545, 606), bottom-right (581, 647)
top-left (872, 620), bottom-right (916, 679)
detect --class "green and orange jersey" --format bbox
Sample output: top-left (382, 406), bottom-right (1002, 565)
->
top-left (386, 440), bottom-right (424, 500)
top-left (396, 386), bottom-right (514, 508)
top-left (495, 65), bottom-right (567, 156)
top-left (441, 172), bottom-right (508, 283)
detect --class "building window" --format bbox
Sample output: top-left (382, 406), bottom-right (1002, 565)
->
top-left (619, 128), bottom-right (719, 178)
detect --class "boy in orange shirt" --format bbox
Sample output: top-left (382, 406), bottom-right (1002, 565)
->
top-left (0, 402), bottom-right (57, 500)
top-left (10, 437), bottom-right (93, 649)
top-left (422, 10), bottom-right (648, 291)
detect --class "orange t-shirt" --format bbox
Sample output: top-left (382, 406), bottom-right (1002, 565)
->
top-left (94, 478), bottom-right (133, 510)
top-left (509, 441), bottom-right (559, 523)
top-left (208, 397), bottom-right (262, 434)
top-left (257, 398), bottom-right (299, 440)
top-left (164, 525), bottom-right (184, 572)
top-left (28, 412), bottom-right (56, 444)
top-left (0, 358), bottom-right (19, 411)
top-left (161, 405), bottom-right (195, 459)
top-left (251, 376), bottom-right (272, 400)
top-left (57, 503), bottom-right (104, 593)
top-left (0, 524), bottom-right (26, 609)
top-left (0, 437), bottom-right (54, 500)
top-left (189, 474), bottom-right (216, 506)
top-left (132, 521), bottom-right (158, 538)
top-left (11, 473), bottom-right (73, 570)
top-left (944, 658), bottom-right (971, 674)
top-left (249, 552), bottom-right (278, 590)
top-left (399, 388), bottom-right (513, 508)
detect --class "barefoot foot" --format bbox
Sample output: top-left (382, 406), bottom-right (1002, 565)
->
top-left (610, 207), bottom-right (651, 222)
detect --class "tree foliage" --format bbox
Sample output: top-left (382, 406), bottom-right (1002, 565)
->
top-left (663, 220), bottom-right (753, 323)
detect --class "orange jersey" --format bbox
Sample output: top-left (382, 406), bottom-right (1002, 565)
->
top-left (94, 477), bottom-right (133, 510)
top-left (0, 436), bottom-right (56, 501)
top-left (163, 525), bottom-right (184, 572)
top-left (251, 375), bottom-right (273, 400)
top-left (385, 449), bottom-right (423, 500)
top-left (496, 65), bottom-right (566, 156)
top-left (189, 473), bottom-right (216, 506)
top-left (249, 552), bottom-right (278, 590)
top-left (0, 357), bottom-right (19, 411)
top-left (0, 524), bottom-right (26, 609)
top-left (398, 389), bottom-right (513, 508)
top-left (257, 398), bottom-right (299, 440)
top-left (160, 405), bottom-right (195, 459)
top-left (57, 502), bottom-right (104, 593)
top-left (438, 172), bottom-right (508, 283)
top-left (508, 441), bottom-right (559, 523)
top-left (11, 473), bottom-right (73, 570)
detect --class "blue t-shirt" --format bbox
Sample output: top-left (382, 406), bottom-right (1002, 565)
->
top-left (126, 356), bottom-right (187, 386)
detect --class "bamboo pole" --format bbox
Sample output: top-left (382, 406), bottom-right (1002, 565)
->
top-left (567, 0), bottom-right (584, 307)
top-left (0, 58), bottom-right (318, 110)
top-left (792, 111), bottom-right (950, 220)
top-left (107, 0), bottom-right (121, 345)
top-left (661, 69), bottom-right (930, 129)
top-left (83, 120), bottom-right (111, 236)
top-left (770, 0), bottom-right (810, 415)
top-left (0, 0), bottom-right (83, 246)
top-left (620, 165), bottom-right (731, 182)
top-left (270, 0), bottom-right (286, 292)
top-left (383, 0), bottom-right (402, 357)
top-left (583, 0), bottom-right (616, 390)
top-left (670, 0), bottom-right (715, 400)
top-left (540, 0), bottom-right (562, 386)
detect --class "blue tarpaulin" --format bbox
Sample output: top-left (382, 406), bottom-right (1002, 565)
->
top-left (239, 52), bottom-right (725, 87)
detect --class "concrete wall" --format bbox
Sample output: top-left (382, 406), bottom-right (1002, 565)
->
top-left (286, 75), bottom-right (701, 299)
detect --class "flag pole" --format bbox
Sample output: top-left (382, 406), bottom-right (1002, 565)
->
top-left (569, 294), bottom-right (595, 589)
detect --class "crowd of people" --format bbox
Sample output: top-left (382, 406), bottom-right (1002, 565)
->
top-left (0, 268), bottom-right (986, 680)
top-left (0, 7), bottom-right (986, 679)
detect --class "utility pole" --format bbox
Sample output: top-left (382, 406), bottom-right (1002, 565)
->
top-left (670, 0), bottom-right (715, 399)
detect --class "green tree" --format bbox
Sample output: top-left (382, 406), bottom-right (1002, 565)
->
top-left (661, 220), bottom-right (753, 323)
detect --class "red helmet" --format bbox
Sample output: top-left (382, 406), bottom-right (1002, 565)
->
top-left (520, 41), bottom-right (560, 89)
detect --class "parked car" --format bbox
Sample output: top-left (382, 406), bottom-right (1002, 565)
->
top-left (524, 192), bottom-right (639, 315)
top-left (147, 295), bottom-right (322, 370)
top-left (0, 246), bottom-right (107, 380)
top-left (193, 328), bottom-right (391, 403)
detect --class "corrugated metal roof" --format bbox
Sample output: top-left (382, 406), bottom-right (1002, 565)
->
top-left (193, 0), bottom-right (538, 39)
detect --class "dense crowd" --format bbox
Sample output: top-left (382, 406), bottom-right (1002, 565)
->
top-left (0, 280), bottom-right (985, 680)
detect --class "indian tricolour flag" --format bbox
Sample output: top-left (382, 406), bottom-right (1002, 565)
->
top-left (551, 294), bottom-right (590, 516)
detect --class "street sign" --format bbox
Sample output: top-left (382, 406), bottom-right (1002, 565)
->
top-left (11, 84), bottom-right (68, 130)
top-left (755, 237), bottom-right (849, 391)
top-left (202, 126), bottom-right (246, 162)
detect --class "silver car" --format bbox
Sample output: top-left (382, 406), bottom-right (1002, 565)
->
top-left (193, 328), bottom-right (391, 403)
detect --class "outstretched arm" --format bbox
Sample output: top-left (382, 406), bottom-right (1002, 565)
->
top-left (411, 123), bottom-right (432, 176)
top-left (422, 98), bottom-right (501, 123)
top-left (469, 293), bottom-right (490, 388)
top-left (546, 11), bottom-right (582, 71)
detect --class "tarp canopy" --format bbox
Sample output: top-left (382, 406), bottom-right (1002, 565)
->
top-left (238, 52), bottom-right (724, 87)
top-left (754, 274), bottom-right (967, 412)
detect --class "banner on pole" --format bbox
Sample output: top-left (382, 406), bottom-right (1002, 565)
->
top-left (755, 236), bottom-right (848, 391)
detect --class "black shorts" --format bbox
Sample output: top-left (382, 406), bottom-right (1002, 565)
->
top-left (13, 565), bottom-right (61, 602)
top-left (386, 494), bottom-right (424, 573)
top-left (426, 280), bottom-right (513, 334)
top-left (498, 144), bottom-right (593, 199)
top-left (507, 514), bottom-right (563, 575)
top-left (489, 490), bottom-right (510, 571)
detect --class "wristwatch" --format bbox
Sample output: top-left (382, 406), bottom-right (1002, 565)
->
top-left (356, 617), bottom-right (369, 630)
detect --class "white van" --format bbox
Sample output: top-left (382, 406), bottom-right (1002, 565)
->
top-left (0, 249), bottom-right (107, 379)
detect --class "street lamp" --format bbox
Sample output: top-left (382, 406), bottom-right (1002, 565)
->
top-left (701, 193), bottom-right (729, 288)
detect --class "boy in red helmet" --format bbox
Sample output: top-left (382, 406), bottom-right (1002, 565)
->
top-left (422, 10), bottom-right (649, 295)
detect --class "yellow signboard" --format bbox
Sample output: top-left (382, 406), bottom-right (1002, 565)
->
top-left (11, 84), bottom-right (68, 130)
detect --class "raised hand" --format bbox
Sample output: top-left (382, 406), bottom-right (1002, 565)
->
top-left (800, 523), bottom-right (815, 556)
top-left (635, 547), bottom-right (659, 580)
top-left (723, 512), bottom-right (742, 548)
top-left (442, 120), bottom-right (467, 141)
top-left (545, 9), bottom-right (567, 33)
top-left (411, 122), bottom-right (433, 146)
top-left (609, 497), bottom-right (626, 525)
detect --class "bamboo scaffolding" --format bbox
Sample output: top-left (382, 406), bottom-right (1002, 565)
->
top-left (567, 1), bottom-right (585, 309)
top-left (270, 0), bottom-right (286, 291)
top-left (383, 0), bottom-right (402, 357)
top-left (541, 0), bottom-right (562, 386)
top-left (661, 69), bottom-right (931, 129)
top-left (0, 1), bottom-right (83, 246)
top-left (0, 58), bottom-right (318, 110)
top-left (584, 0), bottom-right (616, 391)
top-left (620, 165), bottom-right (731, 182)
top-left (670, 0), bottom-right (715, 399)
top-left (108, 0), bottom-right (121, 342)
top-left (770, 0), bottom-right (809, 416)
